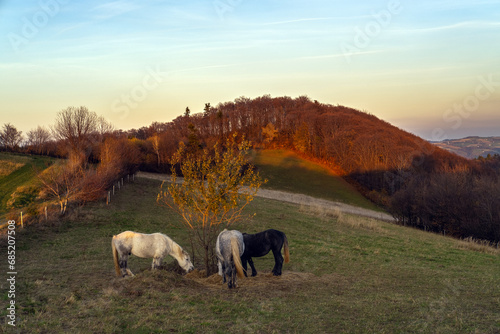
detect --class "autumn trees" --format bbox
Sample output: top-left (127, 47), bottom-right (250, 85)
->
top-left (130, 95), bottom-right (498, 242)
top-left (30, 107), bottom-right (136, 215)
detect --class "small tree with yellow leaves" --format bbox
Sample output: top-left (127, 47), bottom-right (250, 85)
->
top-left (157, 134), bottom-right (265, 275)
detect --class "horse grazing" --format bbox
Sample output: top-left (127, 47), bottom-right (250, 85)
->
top-left (216, 229), bottom-right (245, 289)
top-left (241, 229), bottom-right (290, 276)
top-left (111, 231), bottom-right (194, 277)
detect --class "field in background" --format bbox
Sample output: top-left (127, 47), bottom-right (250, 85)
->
top-left (433, 136), bottom-right (500, 159)
top-left (2, 177), bottom-right (498, 333)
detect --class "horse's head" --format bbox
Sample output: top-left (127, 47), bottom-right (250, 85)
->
top-left (180, 250), bottom-right (194, 273)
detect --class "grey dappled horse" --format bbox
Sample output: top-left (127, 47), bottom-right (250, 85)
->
top-left (216, 229), bottom-right (245, 288)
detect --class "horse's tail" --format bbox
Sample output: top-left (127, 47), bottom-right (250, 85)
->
top-left (283, 233), bottom-right (290, 264)
top-left (230, 236), bottom-right (245, 278)
top-left (111, 236), bottom-right (121, 277)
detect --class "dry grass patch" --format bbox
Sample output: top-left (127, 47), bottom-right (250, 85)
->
top-left (300, 203), bottom-right (384, 232)
top-left (0, 160), bottom-right (24, 176)
top-left (456, 237), bottom-right (500, 255)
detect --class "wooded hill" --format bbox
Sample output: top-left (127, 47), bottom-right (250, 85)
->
top-left (123, 95), bottom-right (499, 242)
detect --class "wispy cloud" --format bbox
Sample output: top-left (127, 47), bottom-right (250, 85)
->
top-left (298, 50), bottom-right (385, 60)
top-left (260, 15), bottom-right (372, 26)
top-left (91, 1), bottom-right (140, 19)
top-left (392, 20), bottom-right (500, 34)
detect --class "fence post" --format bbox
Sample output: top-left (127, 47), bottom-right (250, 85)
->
top-left (113, 185), bottom-right (115, 195)
top-left (45, 206), bottom-right (48, 220)
top-left (20, 211), bottom-right (23, 228)
top-left (107, 191), bottom-right (110, 205)
top-left (121, 178), bottom-right (124, 186)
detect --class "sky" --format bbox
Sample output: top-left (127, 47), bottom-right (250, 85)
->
top-left (1, 0), bottom-right (499, 141)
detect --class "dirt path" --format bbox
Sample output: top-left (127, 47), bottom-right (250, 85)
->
top-left (137, 171), bottom-right (395, 222)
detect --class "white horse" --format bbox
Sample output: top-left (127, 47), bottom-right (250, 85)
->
top-left (112, 231), bottom-right (194, 277)
top-left (216, 229), bottom-right (245, 288)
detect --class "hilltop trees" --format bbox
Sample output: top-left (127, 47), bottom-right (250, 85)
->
top-left (51, 106), bottom-right (113, 165)
top-left (157, 134), bottom-right (265, 275)
top-left (0, 123), bottom-right (23, 151)
top-left (26, 126), bottom-right (51, 155)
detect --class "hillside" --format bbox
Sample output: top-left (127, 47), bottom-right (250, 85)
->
top-left (432, 136), bottom-right (500, 159)
top-left (2, 176), bottom-right (498, 333)
top-left (249, 149), bottom-right (381, 211)
top-left (0, 153), bottom-right (53, 219)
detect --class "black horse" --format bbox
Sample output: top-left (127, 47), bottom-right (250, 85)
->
top-left (241, 229), bottom-right (290, 276)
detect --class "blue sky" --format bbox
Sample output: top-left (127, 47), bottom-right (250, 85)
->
top-left (1, 0), bottom-right (499, 140)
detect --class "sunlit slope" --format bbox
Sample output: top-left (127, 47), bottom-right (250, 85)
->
top-left (250, 149), bottom-right (380, 211)
top-left (0, 153), bottom-right (53, 217)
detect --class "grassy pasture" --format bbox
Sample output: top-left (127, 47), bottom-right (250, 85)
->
top-left (1, 177), bottom-right (499, 333)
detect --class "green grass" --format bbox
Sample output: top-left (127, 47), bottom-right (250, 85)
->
top-left (0, 153), bottom-right (53, 218)
top-left (250, 149), bottom-right (381, 211)
top-left (2, 177), bottom-right (499, 333)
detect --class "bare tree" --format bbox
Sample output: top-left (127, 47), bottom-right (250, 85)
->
top-left (51, 106), bottom-right (99, 165)
top-left (26, 126), bottom-right (51, 154)
top-left (96, 115), bottom-right (114, 140)
top-left (0, 123), bottom-right (23, 151)
top-left (37, 163), bottom-right (85, 215)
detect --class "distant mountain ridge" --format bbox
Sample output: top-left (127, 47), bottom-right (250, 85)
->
top-left (432, 136), bottom-right (500, 159)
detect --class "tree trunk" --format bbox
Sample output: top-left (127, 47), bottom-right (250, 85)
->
top-left (204, 244), bottom-right (210, 277)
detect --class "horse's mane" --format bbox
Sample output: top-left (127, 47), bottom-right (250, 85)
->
top-left (161, 233), bottom-right (184, 259)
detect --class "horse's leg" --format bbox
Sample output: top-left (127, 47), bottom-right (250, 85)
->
top-left (221, 262), bottom-right (227, 284)
top-left (229, 264), bottom-right (236, 289)
top-left (271, 248), bottom-right (284, 276)
top-left (241, 257), bottom-right (249, 277)
top-left (248, 257), bottom-right (257, 277)
top-left (119, 254), bottom-right (133, 277)
top-left (152, 257), bottom-right (162, 270)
